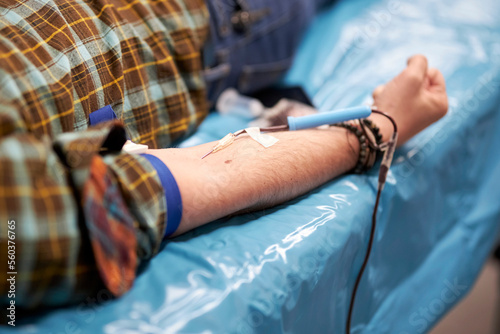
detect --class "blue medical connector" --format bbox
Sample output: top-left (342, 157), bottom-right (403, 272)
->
top-left (287, 105), bottom-right (372, 131)
top-left (202, 105), bottom-right (373, 159)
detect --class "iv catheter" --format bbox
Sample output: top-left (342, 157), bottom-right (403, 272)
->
top-left (201, 105), bottom-right (372, 159)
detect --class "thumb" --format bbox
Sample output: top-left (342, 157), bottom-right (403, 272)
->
top-left (400, 54), bottom-right (428, 88)
top-left (372, 84), bottom-right (386, 100)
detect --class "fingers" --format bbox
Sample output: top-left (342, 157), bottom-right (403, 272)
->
top-left (402, 54), bottom-right (428, 86)
top-left (372, 84), bottom-right (385, 99)
top-left (427, 68), bottom-right (446, 91)
top-left (424, 68), bottom-right (448, 119)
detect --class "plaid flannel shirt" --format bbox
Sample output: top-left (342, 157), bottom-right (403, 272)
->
top-left (0, 0), bottom-right (209, 309)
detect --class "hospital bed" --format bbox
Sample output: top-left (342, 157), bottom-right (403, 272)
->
top-left (4, 0), bottom-right (500, 333)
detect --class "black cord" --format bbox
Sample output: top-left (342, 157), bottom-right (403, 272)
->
top-left (346, 109), bottom-right (398, 334)
top-left (346, 187), bottom-right (382, 334)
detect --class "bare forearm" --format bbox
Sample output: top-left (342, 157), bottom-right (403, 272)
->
top-left (147, 127), bottom-right (359, 236)
top-left (149, 54), bottom-right (449, 236)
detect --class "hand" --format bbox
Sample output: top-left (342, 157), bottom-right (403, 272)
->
top-left (370, 55), bottom-right (448, 146)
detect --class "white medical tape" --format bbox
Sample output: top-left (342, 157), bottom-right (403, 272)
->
top-left (245, 127), bottom-right (279, 148)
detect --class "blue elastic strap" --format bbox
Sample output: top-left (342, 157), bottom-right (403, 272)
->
top-left (140, 154), bottom-right (183, 237)
top-left (89, 105), bottom-right (117, 126)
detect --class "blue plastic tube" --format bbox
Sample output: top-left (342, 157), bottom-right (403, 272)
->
top-left (287, 106), bottom-right (372, 131)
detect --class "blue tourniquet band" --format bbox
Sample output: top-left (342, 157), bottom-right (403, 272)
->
top-left (140, 154), bottom-right (183, 237)
top-left (89, 106), bottom-right (181, 236)
top-left (89, 105), bottom-right (117, 126)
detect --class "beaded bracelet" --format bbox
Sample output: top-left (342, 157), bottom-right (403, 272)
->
top-left (361, 119), bottom-right (383, 148)
top-left (333, 119), bottom-right (383, 174)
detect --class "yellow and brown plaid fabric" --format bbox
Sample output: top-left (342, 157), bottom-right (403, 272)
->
top-left (0, 0), bottom-right (209, 309)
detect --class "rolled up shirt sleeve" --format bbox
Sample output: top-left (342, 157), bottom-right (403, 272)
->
top-left (0, 111), bottom-right (167, 309)
top-left (0, 0), bottom-right (209, 309)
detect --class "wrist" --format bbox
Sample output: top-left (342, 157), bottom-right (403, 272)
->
top-left (331, 118), bottom-right (383, 174)
top-left (326, 125), bottom-right (360, 172)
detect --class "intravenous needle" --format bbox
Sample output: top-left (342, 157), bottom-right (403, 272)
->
top-left (201, 149), bottom-right (214, 159)
top-left (201, 133), bottom-right (236, 159)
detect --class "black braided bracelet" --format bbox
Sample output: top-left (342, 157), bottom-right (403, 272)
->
top-left (333, 119), bottom-right (382, 174)
top-left (361, 119), bottom-right (383, 147)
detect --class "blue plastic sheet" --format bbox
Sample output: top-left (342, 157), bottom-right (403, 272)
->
top-left (3, 0), bottom-right (500, 333)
